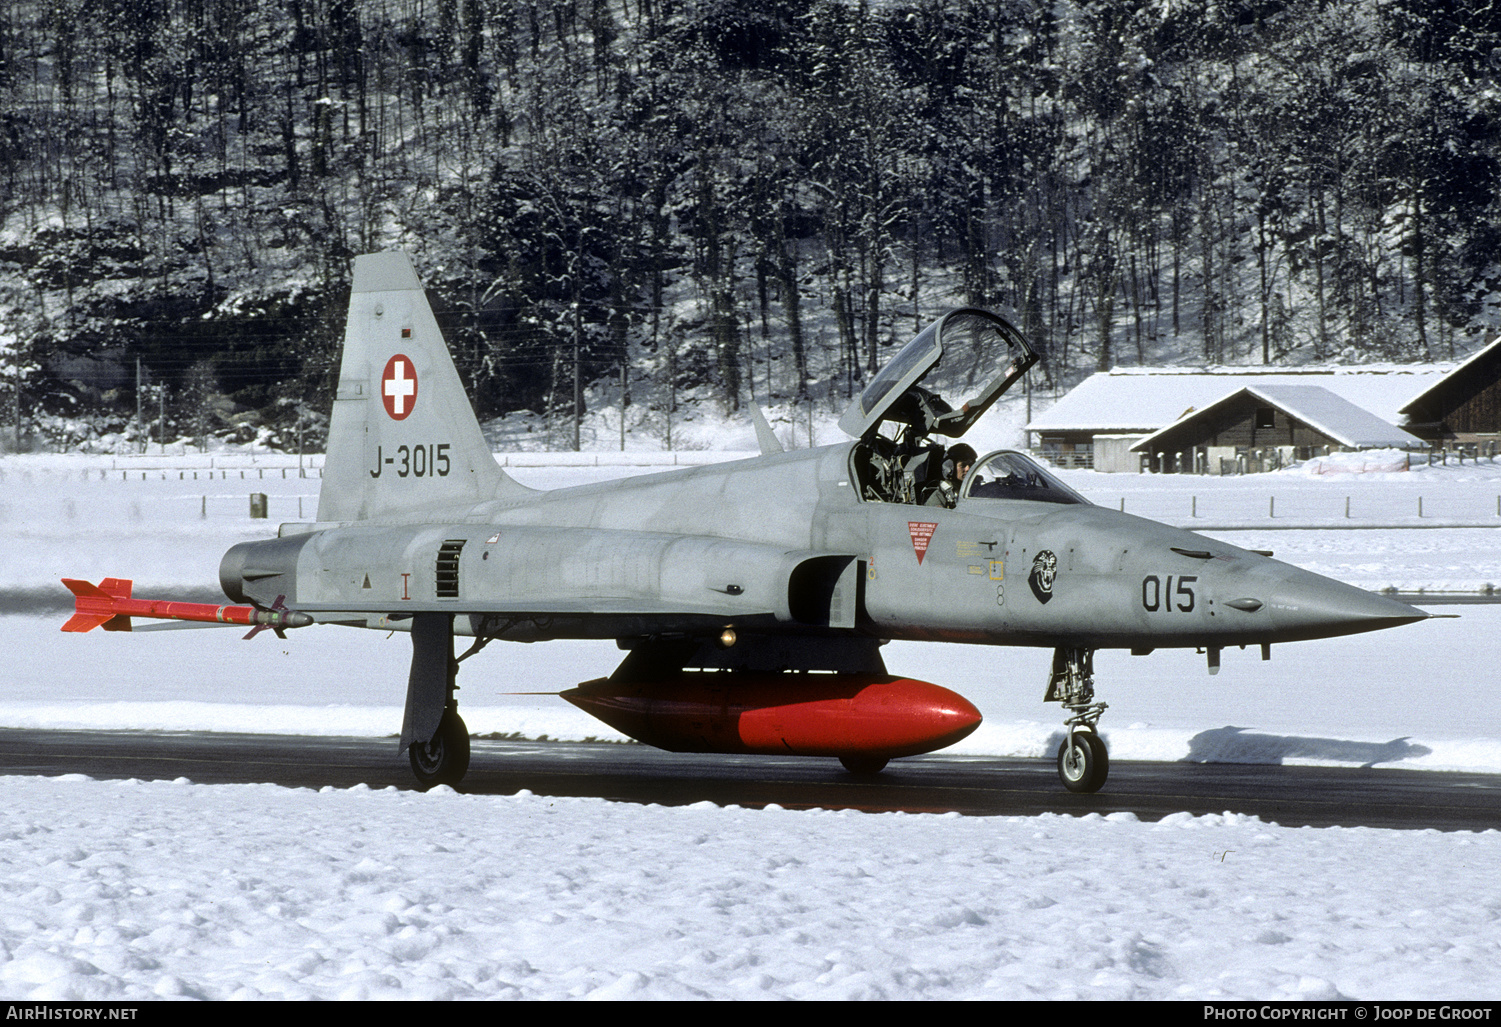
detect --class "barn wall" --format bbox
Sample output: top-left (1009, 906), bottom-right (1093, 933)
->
top-left (1407, 348), bottom-right (1501, 440)
top-left (1139, 394), bottom-right (1335, 453)
top-left (1093, 435), bottom-right (1148, 473)
top-left (1036, 432), bottom-right (1096, 469)
top-left (1416, 351), bottom-right (1501, 438)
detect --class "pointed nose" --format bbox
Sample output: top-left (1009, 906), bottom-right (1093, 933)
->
top-left (1265, 570), bottom-right (1428, 642)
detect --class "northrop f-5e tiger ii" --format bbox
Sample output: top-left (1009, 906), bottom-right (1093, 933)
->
top-left (63, 251), bottom-right (1428, 793)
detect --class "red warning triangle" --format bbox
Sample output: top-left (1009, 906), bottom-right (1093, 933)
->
top-left (908, 521), bottom-right (937, 564)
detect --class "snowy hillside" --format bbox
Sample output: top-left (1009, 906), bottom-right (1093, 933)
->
top-left (5, 0), bottom-right (1501, 457)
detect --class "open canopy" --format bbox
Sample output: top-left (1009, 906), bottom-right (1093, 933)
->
top-left (837, 309), bottom-right (1038, 440)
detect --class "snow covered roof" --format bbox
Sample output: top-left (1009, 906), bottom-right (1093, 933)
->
top-left (1027, 365), bottom-right (1452, 434)
top-left (1130, 385), bottom-right (1426, 452)
top-left (1398, 335), bottom-right (1501, 416)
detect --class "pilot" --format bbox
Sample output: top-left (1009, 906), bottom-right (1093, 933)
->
top-left (925, 443), bottom-right (976, 508)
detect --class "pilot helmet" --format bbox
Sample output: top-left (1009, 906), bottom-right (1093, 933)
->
top-left (947, 443), bottom-right (976, 467)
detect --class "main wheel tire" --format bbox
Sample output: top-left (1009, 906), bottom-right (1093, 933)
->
top-left (1057, 731), bottom-right (1109, 793)
top-left (840, 754), bottom-right (889, 775)
top-left (409, 710), bottom-right (471, 789)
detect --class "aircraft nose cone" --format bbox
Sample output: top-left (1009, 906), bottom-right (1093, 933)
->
top-left (1265, 570), bottom-right (1428, 642)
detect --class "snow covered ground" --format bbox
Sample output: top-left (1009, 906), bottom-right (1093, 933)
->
top-left (1, 451), bottom-right (1499, 1000)
top-left (4, 776), bottom-right (1498, 1001)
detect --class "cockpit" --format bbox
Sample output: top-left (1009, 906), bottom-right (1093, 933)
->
top-left (962, 450), bottom-right (1088, 506)
top-left (842, 309), bottom-right (1076, 508)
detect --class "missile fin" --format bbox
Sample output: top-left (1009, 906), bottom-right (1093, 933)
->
top-left (62, 613), bottom-right (111, 633)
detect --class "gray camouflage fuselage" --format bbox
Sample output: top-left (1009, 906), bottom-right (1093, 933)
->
top-left (222, 439), bottom-right (1419, 652)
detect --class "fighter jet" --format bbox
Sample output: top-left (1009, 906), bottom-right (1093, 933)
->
top-left (63, 251), bottom-right (1428, 793)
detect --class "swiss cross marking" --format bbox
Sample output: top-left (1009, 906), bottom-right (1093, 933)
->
top-left (908, 521), bottom-right (938, 564)
top-left (382, 354), bottom-right (418, 420)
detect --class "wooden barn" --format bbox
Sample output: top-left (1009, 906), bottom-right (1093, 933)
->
top-left (1398, 336), bottom-right (1501, 444)
top-left (1128, 385), bottom-right (1425, 474)
top-left (1025, 366), bottom-right (1445, 472)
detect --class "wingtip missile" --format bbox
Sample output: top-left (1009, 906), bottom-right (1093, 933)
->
top-left (60, 578), bottom-right (313, 636)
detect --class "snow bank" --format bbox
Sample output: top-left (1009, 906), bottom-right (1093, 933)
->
top-left (1296, 449), bottom-right (1413, 475)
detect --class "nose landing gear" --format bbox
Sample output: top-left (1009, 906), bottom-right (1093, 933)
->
top-left (1045, 647), bottom-right (1110, 793)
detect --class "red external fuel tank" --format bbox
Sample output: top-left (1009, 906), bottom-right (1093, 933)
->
top-left (561, 673), bottom-right (982, 761)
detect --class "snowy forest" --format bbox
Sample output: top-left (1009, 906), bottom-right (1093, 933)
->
top-left (2, 0), bottom-right (1500, 450)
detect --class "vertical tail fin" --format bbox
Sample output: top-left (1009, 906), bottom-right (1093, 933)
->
top-left (317, 251), bottom-right (530, 522)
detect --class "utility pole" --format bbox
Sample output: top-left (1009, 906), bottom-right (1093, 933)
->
top-left (136, 357), bottom-right (143, 454)
top-left (572, 299), bottom-right (582, 452)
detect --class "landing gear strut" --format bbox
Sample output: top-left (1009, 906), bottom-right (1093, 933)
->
top-left (401, 613), bottom-right (472, 789)
top-left (1045, 647), bottom-right (1109, 793)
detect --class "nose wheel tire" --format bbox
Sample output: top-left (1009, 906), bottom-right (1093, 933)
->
top-left (409, 710), bottom-right (471, 789)
top-left (1057, 731), bottom-right (1109, 793)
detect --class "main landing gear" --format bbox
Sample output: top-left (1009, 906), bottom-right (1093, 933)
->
top-left (401, 613), bottom-right (474, 789)
top-left (1045, 647), bottom-right (1109, 793)
top-left (409, 705), bottom-right (471, 788)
